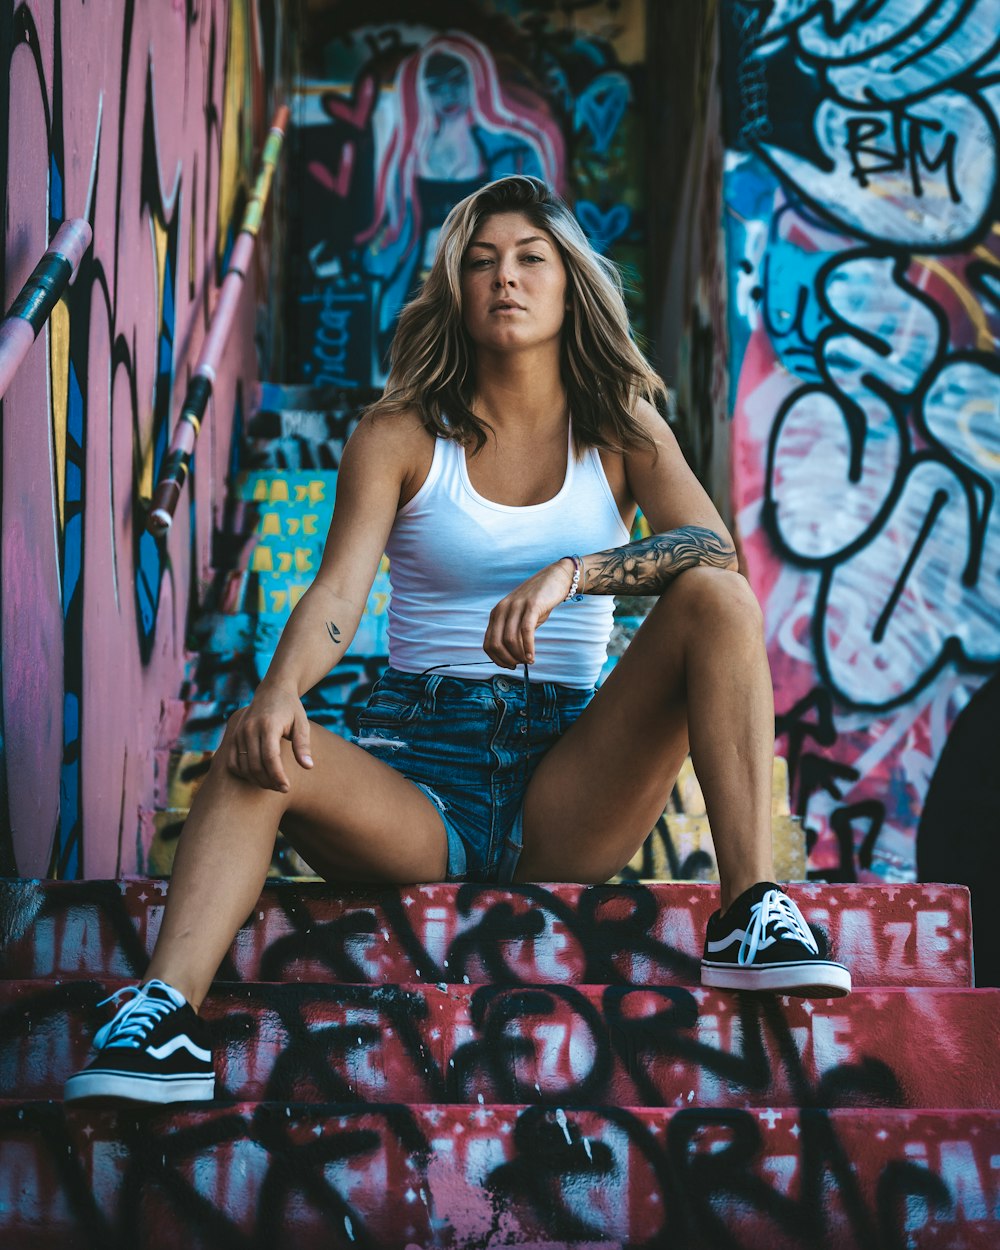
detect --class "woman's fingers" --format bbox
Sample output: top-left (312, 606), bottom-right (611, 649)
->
top-left (224, 693), bottom-right (312, 791)
top-left (228, 720), bottom-right (287, 791)
top-left (484, 605), bottom-right (515, 668)
top-left (258, 729), bottom-right (290, 792)
top-left (226, 711), bottom-right (250, 777)
top-left (519, 610), bottom-right (539, 665)
top-left (292, 710), bottom-right (314, 769)
top-left (486, 600), bottom-right (542, 667)
top-left (242, 730), bottom-right (271, 790)
top-left (485, 563), bottom-right (572, 667)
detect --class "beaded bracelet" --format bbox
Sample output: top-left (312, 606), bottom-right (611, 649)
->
top-left (562, 554), bottom-right (584, 602)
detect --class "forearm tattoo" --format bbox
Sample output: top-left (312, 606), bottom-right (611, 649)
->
top-left (325, 621), bottom-right (342, 644)
top-left (583, 525), bottom-right (736, 595)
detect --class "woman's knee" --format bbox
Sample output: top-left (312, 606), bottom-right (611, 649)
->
top-left (666, 565), bottom-right (764, 636)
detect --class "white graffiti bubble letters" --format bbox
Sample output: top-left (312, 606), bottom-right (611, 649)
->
top-left (760, 91), bottom-right (997, 248)
top-left (821, 254), bottom-right (943, 398)
top-left (820, 1), bottom-right (1000, 105)
top-left (754, 0), bottom-right (870, 43)
top-left (768, 386), bottom-right (901, 560)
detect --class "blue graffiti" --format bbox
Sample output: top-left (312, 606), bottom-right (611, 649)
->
top-left (574, 72), bottom-right (631, 156)
top-left (576, 201), bottom-right (631, 255)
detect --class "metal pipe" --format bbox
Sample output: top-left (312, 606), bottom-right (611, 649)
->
top-left (147, 103), bottom-right (290, 534)
top-left (0, 219), bottom-right (92, 399)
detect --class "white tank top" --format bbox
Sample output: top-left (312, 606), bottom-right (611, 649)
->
top-left (383, 423), bottom-right (631, 687)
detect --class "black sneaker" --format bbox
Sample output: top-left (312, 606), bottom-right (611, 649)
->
top-left (701, 882), bottom-right (851, 997)
top-left (64, 979), bottom-right (215, 1103)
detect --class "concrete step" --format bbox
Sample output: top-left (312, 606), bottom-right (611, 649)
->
top-left (0, 880), bottom-right (972, 988)
top-left (2, 1101), bottom-right (997, 1247)
top-left (5, 979), bottom-right (998, 1109)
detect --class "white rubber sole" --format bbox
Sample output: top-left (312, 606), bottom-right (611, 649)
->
top-left (64, 1068), bottom-right (215, 1103)
top-left (701, 958), bottom-right (852, 998)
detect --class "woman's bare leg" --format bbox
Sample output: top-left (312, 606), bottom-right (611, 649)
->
top-left (144, 719), bottom-right (449, 1011)
top-left (517, 565), bottom-right (774, 909)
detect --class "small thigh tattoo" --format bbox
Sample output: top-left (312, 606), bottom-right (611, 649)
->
top-left (326, 621), bottom-right (342, 644)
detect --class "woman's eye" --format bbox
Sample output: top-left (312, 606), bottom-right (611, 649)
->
top-left (522, 254), bottom-right (544, 263)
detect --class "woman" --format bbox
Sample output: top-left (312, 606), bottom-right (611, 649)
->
top-left (65, 175), bottom-right (850, 1105)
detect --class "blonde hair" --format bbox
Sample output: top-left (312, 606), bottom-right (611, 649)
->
top-left (369, 176), bottom-right (666, 454)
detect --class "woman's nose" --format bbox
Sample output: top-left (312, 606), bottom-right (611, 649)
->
top-left (493, 265), bottom-right (516, 288)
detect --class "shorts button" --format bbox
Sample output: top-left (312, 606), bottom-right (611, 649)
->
top-left (496, 678), bottom-right (511, 691)
top-left (518, 724), bottom-right (527, 734)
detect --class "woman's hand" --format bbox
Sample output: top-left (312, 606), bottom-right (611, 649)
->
top-left (226, 685), bottom-right (314, 792)
top-left (484, 559), bottom-right (576, 669)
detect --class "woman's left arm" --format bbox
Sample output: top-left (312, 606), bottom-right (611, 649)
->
top-left (483, 400), bottom-right (738, 669)
top-left (579, 400), bottom-right (738, 592)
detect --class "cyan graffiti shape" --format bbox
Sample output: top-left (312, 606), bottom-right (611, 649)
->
top-left (759, 204), bottom-right (838, 382)
top-left (575, 200), bottom-right (631, 254)
top-left (573, 71), bottom-right (631, 156)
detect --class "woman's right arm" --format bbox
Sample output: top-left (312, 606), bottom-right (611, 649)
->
top-left (226, 411), bottom-right (424, 792)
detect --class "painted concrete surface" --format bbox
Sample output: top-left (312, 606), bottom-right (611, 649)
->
top-left (2, 1102), bottom-right (998, 1248)
top-left (0, 0), bottom-right (286, 879)
top-left (718, 1), bottom-right (1000, 933)
top-left (6, 979), bottom-right (1000, 1110)
top-left (0, 879), bottom-right (973, 989)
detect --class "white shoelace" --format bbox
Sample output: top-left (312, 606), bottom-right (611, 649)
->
top-left (738, 889), bottom-right (820, 966)
top-left (94, 980), bottom-right (181, 1050)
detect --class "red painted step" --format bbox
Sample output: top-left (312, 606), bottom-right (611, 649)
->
top-left (0, 879), bottom-right (973, 987)
top-left (2, 1102), bottom-right (997, 1248)
top-left (5, 979), bottom-right (999, 1109)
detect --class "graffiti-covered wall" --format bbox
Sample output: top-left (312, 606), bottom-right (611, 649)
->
top-left (720, 3), bottom-right (1000, 896)
top-left (0, 0), bottom-right (290, 880)
top-left (287, 0), bottom-right (648, 387)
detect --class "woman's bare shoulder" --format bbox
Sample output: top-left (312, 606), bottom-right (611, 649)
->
top-left (351, 405), bottom-right (432, 445)
top-left (340, 406), bottom-right (437, 508)
top-left (344, 405), bottom-right (435, 466)
top-left (629, 397), bottom-right (675, 447)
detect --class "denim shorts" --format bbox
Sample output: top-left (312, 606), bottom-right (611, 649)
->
top-left (353, 666), bottom-right (595, 882)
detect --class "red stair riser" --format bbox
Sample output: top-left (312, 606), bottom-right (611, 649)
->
top-left (5, 981), bottom-right (998, 1109)
top-left (1, 880), bottom-right (973, 987)
top-left (1, 1104), bottom-right (997, 1249)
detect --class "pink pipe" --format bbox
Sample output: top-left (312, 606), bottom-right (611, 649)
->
top-left (0, 218), bottom-right (92, 399)
top-left (148, 105), bottom-right (289, 534)
top-left (198, 232), bottom-right (256, 367)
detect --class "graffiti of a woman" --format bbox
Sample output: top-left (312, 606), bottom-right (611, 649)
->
top-left (357, 33), bottom-right (565, 368)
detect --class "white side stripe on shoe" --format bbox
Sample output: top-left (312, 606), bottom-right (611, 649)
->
top-left (706, 928), bottom-right (778, 955)
top-left (146, 1034), bottom-right (212, 1063)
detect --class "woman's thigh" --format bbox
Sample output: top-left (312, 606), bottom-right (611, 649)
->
top-left (516, 566), bottom-right (769, 883)
top-left (515, 590), bottom-right (691, 884)
top-left (261, 720), bottom-right (451, 884)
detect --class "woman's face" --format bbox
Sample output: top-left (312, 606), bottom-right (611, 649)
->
top-left (424, 53), bottom-right (471, 119)
top-left (460, 211), bottom-right (569, 354)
